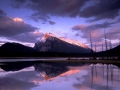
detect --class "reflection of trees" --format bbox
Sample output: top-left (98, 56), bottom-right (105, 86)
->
top-left (91, 64), bottom-right (120, 90)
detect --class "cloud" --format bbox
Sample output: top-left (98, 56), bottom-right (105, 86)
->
top-left (72, 22), bottom-right (116, 31)
top-left (0, 17), bottom-right (37, 37)
top-left (80, 0), bottom-right (120, 22)
top-left (10, 0), bottom-right (89, 21)
top-left (106, 28), bottom-right (120, 40)
top-left (48, 20), bottom-right (56, 25)
top-left (11, 31), bottom-right (44, 43)
top-left (0, 9), bottom-right (6, 16)
top-left (30, 12), bottom-right (50, 22)
top-left (72, 24), bottom-right (85, 30)
top-left (72, 23), bottom-right (120, 49)
top-left (10, 0), bottom-right (26, 9)
top-left (79, 28), bottom-right (119, 51)
top-left (0, 9), bottom-right (44, 43)
top-left (10, 0), bottom-right (120, 22)
top-left (72, 23), bottom-right (110, 42)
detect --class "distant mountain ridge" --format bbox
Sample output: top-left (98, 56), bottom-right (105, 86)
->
top-left (0, 42), bottom-right (38, 57)
top-left (0, 42), bottom-right (37, 53)
top-left (0, 41), bottom-right (119, 57)
top-left (34, 33), bottom-right (92, 53)
top-left (96, 45), bottom-right (120, 56)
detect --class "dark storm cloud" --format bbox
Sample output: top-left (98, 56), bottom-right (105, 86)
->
top-left (0, 9), bottom-right (6, 16)
top-left (80, 0), bottom-right (120, 22)
top-left (10, 0), bottom-right (89, 21)
top-left (10, 0), bottom-right (26, 8)
top-left (30, 12), bottom-right (50, 22)
top-left (48, 20), bottom-right (56, 25)
top-left (10, 0), bottom-right (120, 22)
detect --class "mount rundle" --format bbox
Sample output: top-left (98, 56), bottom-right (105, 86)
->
top-left (34, 33), bottom-right (92, 53)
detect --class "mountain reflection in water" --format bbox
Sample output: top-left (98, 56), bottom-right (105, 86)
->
top-left (0, 61), bottom-right (120, 90)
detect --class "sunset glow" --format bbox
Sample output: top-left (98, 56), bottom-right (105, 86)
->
top-left (13, 17), bottom-right (24, 22)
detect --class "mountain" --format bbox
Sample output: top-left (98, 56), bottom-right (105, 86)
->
top-left (34, 33), bottom-right (92, 53)
top-left (0, 42), bottom-right (38, 57)
top-left (96, 45), bottom-right (120, 56)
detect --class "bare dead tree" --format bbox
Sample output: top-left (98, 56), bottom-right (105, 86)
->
top-left (104, 29), bottom-right (108, 59)
top-left (109, 39), bottom-right (112, 49)
top-left (104, 29), bottom-right (108, 51)
top-left (95, 43), bottom-right (96, 52)
top-left (119, 38), bottom-right (120, 45)
top-left (102, 42), bottom-right (103, 52)
top-left (89, 33), bottom-right (93, 59)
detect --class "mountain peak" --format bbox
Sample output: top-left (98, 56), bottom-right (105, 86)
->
top-left (40, 33), bottom-right (88, 49)
top-left (40, 33), bottom-right (56, 42)
top-left (35, 34), bottom-right (92, 53)
top-left (44, 33), bottom-right (57, 39)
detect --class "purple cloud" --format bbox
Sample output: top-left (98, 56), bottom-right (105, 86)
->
top-left (10, 0), bottom-right (89, 21)
top-left (0, 9), bottom-right (44, 43)
top-left (80, 0), bottom-right (120, 22)
top-left (10, 0), bottom-right (120, 22)
top-left (72, 22), bottom-right (116, 31)
top-left (0, 9), bottom-right (6, 16)
top-left (72, 23), bottom-right (120, 50)
top-left (48, 20), bottom-right (56, 25)
top-left (0, 17), bottom-right (37, 37)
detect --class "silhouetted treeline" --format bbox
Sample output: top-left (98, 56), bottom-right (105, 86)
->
top-left (0, 49), bottom-right (119, 57)
top-left (0, 51), bottom-right (91, 57)
top-left (0, 42), bottom-right (119, 58)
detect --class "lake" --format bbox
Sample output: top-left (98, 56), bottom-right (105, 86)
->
top-left (0, 59), bottom-right (120, 90)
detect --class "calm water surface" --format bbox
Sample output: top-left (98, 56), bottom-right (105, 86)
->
top-left (0, 60), bottom-right (120, 90)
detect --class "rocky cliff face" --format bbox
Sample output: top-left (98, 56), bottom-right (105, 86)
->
top-left (34, 33), bottom-right (92, 53)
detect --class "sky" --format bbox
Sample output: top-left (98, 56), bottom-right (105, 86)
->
top-left (0, 0), bottom-right (120, 51)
